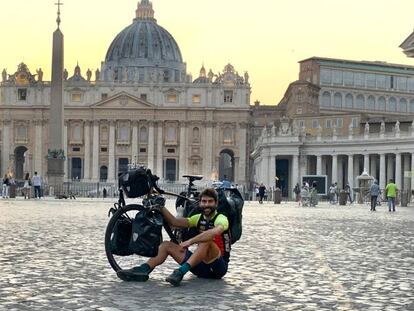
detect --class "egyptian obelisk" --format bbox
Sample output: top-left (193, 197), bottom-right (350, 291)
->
top-left (47, 0), bottom-right (65, 193)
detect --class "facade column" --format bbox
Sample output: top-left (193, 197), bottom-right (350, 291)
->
top-left (131, 121), bottom-right (138, 165)
top-left (291, 154), bottom-right (299, 199)
top-left (395, 153), bottom-right (402, 189)
top-left (147, 121), bottom-right (155, 170)
top-left (203, 121), bottom-right (213, 179)
top-left (91, 120), bottom-right (100, 181)
top-left (1, 120), bottom-right (11, 176)
top-left (156, 121), bottom-right (163, 178)
top-left (379, 153), bottom-right (386, 190)
top-left (347, 154), bottom-right (354, 189)
top-left (364, 154), bottom-right (370, 174)
top-left (108, 121), bottom-right (116, 183)
top-left (332, 154), bottom-right (338, 184)
top-left (178, 121), bottom-right (187, 180)
top-left (238, 123), bottom-right (247, 185)
top-left (83, 121), bottom-right (91, 180)
top-left (387, 154), bottom-right (394, 182)
top-left (34, 120), bottom-right (43, 176)
top-left (316, 155), bottom-right (322, 175)
top-left (63, 121), bottom-right (68, 180)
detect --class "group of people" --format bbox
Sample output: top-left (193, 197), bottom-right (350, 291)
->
top-left (293, 181), bottom-right (319, 207)
top-left (370, 178), bottom-right (398, 212)
top-left (254, 183), bottom-right (267, 203)
top-left (1, 171), bottom-right (43, 199)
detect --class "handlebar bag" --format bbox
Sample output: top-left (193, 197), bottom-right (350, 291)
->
top-left (129, 209), bottom-right (163, 257)
top-left (119, 168), bottom-right (151, 198)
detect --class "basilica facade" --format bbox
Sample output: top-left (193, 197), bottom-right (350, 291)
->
top-left (0, 0), bottom-right (250, 186)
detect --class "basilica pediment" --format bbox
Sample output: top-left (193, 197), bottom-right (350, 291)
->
top-left (92, 92), bottom-right (154, 109)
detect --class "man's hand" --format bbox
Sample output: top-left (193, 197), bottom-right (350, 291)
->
top-left (180, 240), bottom-right (192, 249)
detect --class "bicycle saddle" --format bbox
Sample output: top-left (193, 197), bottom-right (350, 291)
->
top-left (183, 175), bottom-right (203, 181)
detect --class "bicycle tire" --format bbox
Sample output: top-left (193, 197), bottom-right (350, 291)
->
top-left (105, 204), bottom-right (146, 272)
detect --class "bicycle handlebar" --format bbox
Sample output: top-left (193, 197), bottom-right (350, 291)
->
top-left (146, 169), bottom-right (191, 202)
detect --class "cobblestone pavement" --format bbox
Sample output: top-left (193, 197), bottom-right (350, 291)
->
top-left (0, 198), bottom-right (413, 311)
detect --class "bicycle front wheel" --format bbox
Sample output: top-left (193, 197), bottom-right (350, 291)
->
top-left (105, 204), bottom-right (150, 272)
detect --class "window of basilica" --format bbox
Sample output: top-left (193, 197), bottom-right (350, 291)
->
top-left (223, 127), bottom-right (233, 143)
top-left (224, 91), bottom-right (233, 103)
top-left (140, 126), bottom-right (148, 142)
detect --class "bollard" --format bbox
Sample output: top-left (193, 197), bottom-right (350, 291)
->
top-left (339, 190), bottom-right (347, 206)
top-left (274, 188), bottom-right (281, 204)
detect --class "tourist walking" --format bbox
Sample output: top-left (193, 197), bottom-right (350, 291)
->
top-left (344, 183), bottom-right (353, 204)
top-left (293, 183), bottom-right (301, 203)
top-left (258, 183), bottom-right (266, 204)
top-left (2, 174), bottom-right (10, 198)
top-left (329, 184), bottom-right (336, 204)
top-left (369, 180), bottom-right (380, 211)
top-left (385, 179), bottom-right (398, 212)
top-left (32, 171), bottom-right (42, 199)
top-left (23, 172), bottom-right (31, 199)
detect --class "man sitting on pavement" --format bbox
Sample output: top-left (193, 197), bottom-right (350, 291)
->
top-left (117, 188), bottom-right (231, 286)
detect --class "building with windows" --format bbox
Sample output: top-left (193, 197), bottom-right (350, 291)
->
top-left (252, 54), bottom-right (414, 197)
top-left (0, 1), bottom-right (250, 185)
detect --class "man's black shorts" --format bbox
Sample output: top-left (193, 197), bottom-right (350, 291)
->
top-left (183, 249), bottom-right (228, 279)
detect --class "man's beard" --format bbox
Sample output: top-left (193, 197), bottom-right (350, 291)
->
top-left (202, 206), bottom-right (216, 217)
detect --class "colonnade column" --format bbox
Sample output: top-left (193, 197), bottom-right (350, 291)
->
top-left (370, 156), bottom-right (377, 180)
top-left (108, 121), bottom-right (116, 183)
top-left (238, 123), bottom-right (247, 185)
top-left (268, 155), bottom-right (275, 190)
top-left (131, 121), bottom-right (138, 165)
top-left (91, 120), bottom-right (100, 181)
top-left (316, 155), bottom-right (322, 175)
top-left (156, 121), bottom-right (163, 178)
top-left (83, 121), bottom-right (91, 180)
top-left (147, 121), bottom-right (155, 170)
top-left (411, 153), bottom-right (414, 191)
top-left (291, 155), bottom-right (299, 199)
top-left (364, 154), bottom-right (370, 174)
top-left (332, 155), bottom-right (338, 184)
top-left (178, 121), bottom-right (187, 180)
top-left (299, 154), bottom-right (307, 183)
top-left (63, 121), bottom-right (68, 180)
top-left (395, 153), bottom-right (402, 189)
top-left (347, 154), bottom-right (354, 189)
top-left (403, 154), bottom-right (410, 190)
top-left (387, 154), bottom-right (394, 182)
top-left (379, 153), bottom-right (386, 190)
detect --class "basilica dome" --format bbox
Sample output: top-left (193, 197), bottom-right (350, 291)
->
top-left (100, 1), bottom-right (186, 82)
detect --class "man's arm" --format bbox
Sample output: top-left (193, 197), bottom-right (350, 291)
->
top-left (159, 206), bottom-right (189, 228)
top-left (181, 225), bottom-right (224, 248)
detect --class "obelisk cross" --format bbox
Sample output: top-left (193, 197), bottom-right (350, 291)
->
top-left (55, 0), bottom-right (64, 28)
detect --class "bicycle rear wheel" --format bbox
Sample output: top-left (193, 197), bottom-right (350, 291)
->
top-left (105, 204), bottom-right (151, 272)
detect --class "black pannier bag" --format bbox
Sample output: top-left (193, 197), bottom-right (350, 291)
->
top-left (110, 216), bottom-right (134, 256)
top-left (217, 188), bottom-right (244, 244)
top-left (129, 209), bottom-right (163, 257)
top-left (119, 168), bottom-right (151, 198)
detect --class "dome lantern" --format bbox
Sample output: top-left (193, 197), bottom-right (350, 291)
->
top-left (135, 0), bottom-right (155, 21)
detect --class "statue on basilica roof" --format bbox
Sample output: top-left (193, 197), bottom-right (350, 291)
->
top-left (36, 68), bottom-right (43, 82)
top-left (95, 69), bottom-right (100, 81)
top-left (2, 69), bottom-right (7, 82)
top-left (63, 69), bottom-right (68, 81)
top-left (86, 68), bottom-right (92, 82)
